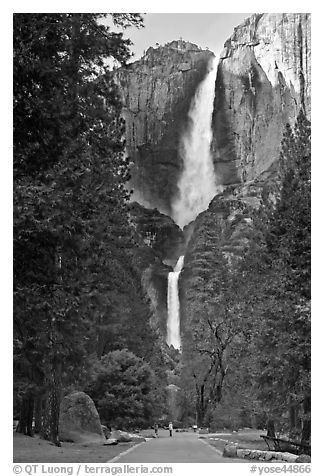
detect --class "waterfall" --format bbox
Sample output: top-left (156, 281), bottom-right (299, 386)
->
top-left (167, 255), bottom-right (184, 349)
top-left (166, 56), bottom-right (219, 349)
top-left (171, 56), bottom-right (219, 229)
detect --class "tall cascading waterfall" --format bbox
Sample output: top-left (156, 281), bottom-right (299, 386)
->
top-left (166, 56), bottom-right (219, 349)
top-left (167, 255), bottom-right (184, 349)
top-left (171, 55), bottom-right (219, 229)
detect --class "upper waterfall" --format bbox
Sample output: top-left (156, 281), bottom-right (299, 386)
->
top-left (171, 56), bottom-right (219, 229)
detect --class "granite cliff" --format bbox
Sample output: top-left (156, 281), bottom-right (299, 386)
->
top-left (212, 13), bottom-right (311, 185)
top-left (116, 40), bottom-right (214, 214)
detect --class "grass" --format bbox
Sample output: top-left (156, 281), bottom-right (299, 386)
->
top-left (200, 429), bottom-right (268, 453)
top-left (13, 432), bottom-right (142, 463)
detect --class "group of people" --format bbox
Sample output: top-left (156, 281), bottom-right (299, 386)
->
top-left (154, 422), bottom-right (173, 437)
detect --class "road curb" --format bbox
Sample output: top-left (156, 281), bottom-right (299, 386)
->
top-left (107, 441), bottom-right (146, 463)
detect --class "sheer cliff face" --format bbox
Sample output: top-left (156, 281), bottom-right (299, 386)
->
top-left (116, 41), bottom-right (213, 215)
top-left (212, 13), bottom-right (311, 185)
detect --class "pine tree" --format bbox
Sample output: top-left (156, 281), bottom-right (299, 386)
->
top-left (253, 110), bottom-right (311, 440)
top-left (13, 13), bottom-right (146, 445)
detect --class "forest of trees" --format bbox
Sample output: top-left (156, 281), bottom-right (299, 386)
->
top-left (179, 110), bottom-right (311, 444)
top-left (13, 13), bottom-right (168, 446)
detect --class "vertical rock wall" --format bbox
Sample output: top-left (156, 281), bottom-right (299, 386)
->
top-left (116, 41), bottom-right (214, 214)
top-left (212, 13), bottom-right (311, 185)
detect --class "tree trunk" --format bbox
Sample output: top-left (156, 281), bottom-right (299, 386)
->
top-left (34, 394), bottom-right (44, 434)
top-left (41, 366), bottom-right (61, 447)
top-left (301, 395), bottom-right (311, 446)
top-left (196, 384), bottom-right (208, 427)
top-left (266, 418), bottom-right (276, 438)
top-left (17, 394), bottom-right (34, 436)
top-left (289, 397), bottom-right (298, 438)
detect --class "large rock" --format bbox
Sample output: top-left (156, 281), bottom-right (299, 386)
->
top-left (237, 449), bottom-right (251, 459)
top-left (296, 454), bottom-right (311, 463)
top-left (281, 452), bottom-right (299, 463)
top-left (223, 444), bottom-right (238, 458)
top-left (103, 438), bottom-right (118, 446)
top-left (59, 391), bottom-right (105, 443)
top-left (110, 430), bottom-right (146, 443)
top-left (212, 13), bottom-right (311, 185)
top-left (110, 430), bottom-right (132, 443)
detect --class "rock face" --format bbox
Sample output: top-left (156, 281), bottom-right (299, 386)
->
top-left (129, 202), bottom-right (184, 262)
top-left (212, 13), bottom-right (311, 185)
top-left (129, 202), bottom-right (185, 336)
top-left (116, 41), bottom-right (214, 214)
top-left (59, 391), bottom-right (104, 443)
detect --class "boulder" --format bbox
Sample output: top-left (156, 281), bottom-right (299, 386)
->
top-left (241, 449), bottom-right (252, 459)
top-left (264, 451), bottom-right (273, 461)
top-left (296, 454), bottom-right (311, 463)
top-left (223, 444), bottom-right (238, 458)
top-left (103, 438), bottom-right (118, 446)
top-left (59, 391), bottom-right (105, 443)
top-left (237, 448), bottom-right (276, 461)
top-left (110, 430), bottom-right (132, 443)
top-left (128, 433), bottom-right (146, 442)
top-left (236, 449), bottom-right (245, 458)
top-left (109, 430), bottom-right (146, 443)
top-left (281, 452), bottom-right (298, 463)
top-left (250, 450), bottom-right (262, 459)
top-left (274, 452), bottom-right (285, 461)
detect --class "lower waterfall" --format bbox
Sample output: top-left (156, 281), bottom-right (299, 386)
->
top-left (167, 255), bottom-right (184, 349)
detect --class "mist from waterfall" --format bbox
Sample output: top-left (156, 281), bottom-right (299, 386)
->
top-left (171, 56), bottom-right (219, 229)
top-left (167, 255), bottom-right (184, 349)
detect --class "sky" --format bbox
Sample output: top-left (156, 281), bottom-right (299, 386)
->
top-left (118, 13), bottom-right (252, 61)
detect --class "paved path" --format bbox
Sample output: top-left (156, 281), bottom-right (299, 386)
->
top-left (109, 430), bottom-right (245, 463)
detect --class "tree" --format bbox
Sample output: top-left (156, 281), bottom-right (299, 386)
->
top-left (237, 110), bottom-right (311, 440)
top-left (86, 349), bottom-right (160, 429)
top-left (180, 206), bottom-right (249, 426)
top-left (13, 13), bottom-right (146, 445)
top-left (260, 109), bottom-right (311, 440)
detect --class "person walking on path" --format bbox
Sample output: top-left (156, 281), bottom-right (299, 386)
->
top-left (168, 422), bottom-right (173, 437)
top-left (154, 423), bottom-right (159, 438)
